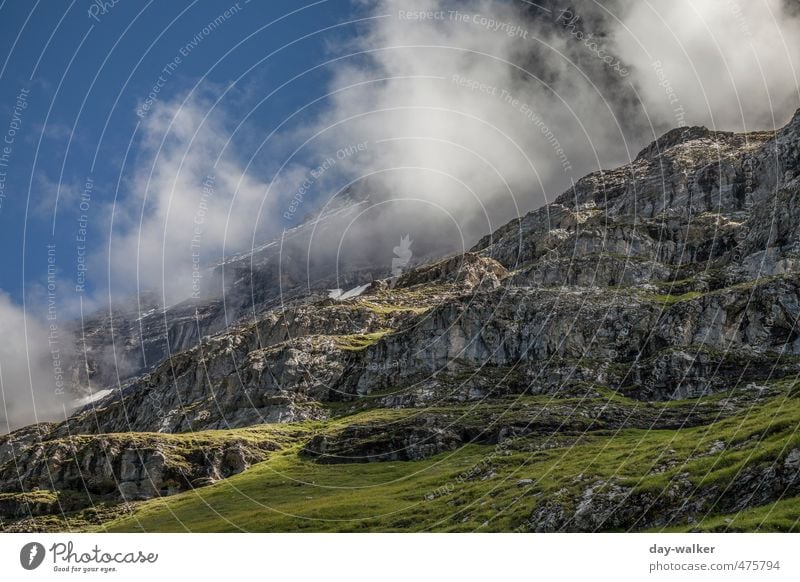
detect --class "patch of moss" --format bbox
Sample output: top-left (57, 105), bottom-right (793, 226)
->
top-left (357, 301), bottom-right (430, 316)
top-left (0, 490), bottom-right (59, 504)
top-left (668, 496), bottom-right (800, 532)
top-left (334, 330), bottom-right (392, 351)
top-left (645, 291), bottom-right (704, 306)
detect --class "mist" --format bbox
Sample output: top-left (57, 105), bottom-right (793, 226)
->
top-left (295, 0), bottom-right (800, 261)
top-left (103, 98), bottom-right (290, 306)
top-left (0, 293), bottom-right (69, 433)
top-left (102, 0), bottom-right (800, 304)
top-left (617, 0), bottom-right (800, 132)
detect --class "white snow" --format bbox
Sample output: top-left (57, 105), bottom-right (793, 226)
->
top-left (71, 389), bottom-right (113, 408)
top-left (328, 283), bottom-right (370, 301)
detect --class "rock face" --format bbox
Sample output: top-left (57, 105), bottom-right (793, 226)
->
top-left (521, 446), bottom-right (800, 532)
top-left (28, 113), bottom-right (800, 419)
top-left (0, 427), bottom-right (280, 505)
top-left (67, 188), bottom-right (385, 395)
top-left (300, 393), bottom-right (758, 464)
top-left (63, 112), bottom-right (800, 431)
top-left (3, 111), bottom-right (800, 531)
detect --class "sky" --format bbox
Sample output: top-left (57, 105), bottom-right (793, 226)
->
top-left (0, 0), bottom-right (364, 429)
top-left (0, 0), bottom-right (355, 304)
top-left (0, 0), bottom-right (799, 430)
top-left (1, 0), bottom-right (799, 307)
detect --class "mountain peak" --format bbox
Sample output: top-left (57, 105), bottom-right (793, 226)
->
top-left (634, 125), bottom-right (724, 161)
top-left (786, 107), bottom-right (800, 131)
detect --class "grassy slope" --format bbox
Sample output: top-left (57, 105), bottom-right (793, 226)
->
top-left (93, 383), bottom-right (800, 533)
top-left (676, 497), bottom-right (800, 532)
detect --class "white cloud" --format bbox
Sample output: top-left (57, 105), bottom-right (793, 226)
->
top-left (105, 97), bottom-right (286, 305)
top-left (302, 0), bottom-right (637, 257)
top-left (0, 293), bottom-right (68, 432)
top-left (616, 0), bottom-right (800, 131)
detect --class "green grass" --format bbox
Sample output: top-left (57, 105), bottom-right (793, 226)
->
top-left (357, 300), bottom-right (430, 316)
top-left (84, 383), bottom-right (800, 533)
top-left (678, 497), bottom-right (800, 532)
top-left (0, 490), bottom-right (59, 504)
top-left (334, 330), bottom-right (392, 351)
top-left (645, 291), bottom-right (704, 306)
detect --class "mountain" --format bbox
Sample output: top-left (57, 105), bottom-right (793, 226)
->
top-left (2, 111), bottom-right (800, 532)
top-left (65, 186), bottom-right (384, 395)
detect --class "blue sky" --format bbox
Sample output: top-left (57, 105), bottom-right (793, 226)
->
top-left (0, 0), bottom-right (359, 305)
top-left (2, 0), bottom-right (799, 313)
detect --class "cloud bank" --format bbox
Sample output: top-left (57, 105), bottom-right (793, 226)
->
top-left (295, 0), bottom-right (800, 260)
top-left (103, 0), bottom-right (800, 303)
top-left (0, 293), bottom-right (68, 432)
top-left (617, 0), bottom-right (800, 132)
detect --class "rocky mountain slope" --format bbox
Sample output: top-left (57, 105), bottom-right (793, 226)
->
top-left (2, 111), bottom-right (800, 532)
top-left (66, 187), bottom-right (387, 394)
